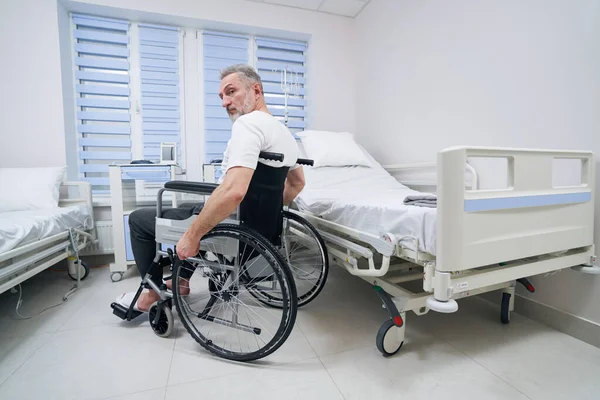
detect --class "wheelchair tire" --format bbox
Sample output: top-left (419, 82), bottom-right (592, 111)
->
top-left (149, 302), bottom-right (174, 338)
top-left (252, 210), bottom-right (328, 308)
top-left (172, 223), bottom-right (297, 362)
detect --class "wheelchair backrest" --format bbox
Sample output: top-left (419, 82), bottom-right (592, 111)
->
top-left (239, 161), bottom-right (290, 247)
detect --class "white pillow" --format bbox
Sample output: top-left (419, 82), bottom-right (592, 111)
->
top-left (296, 130), bottom-right (372, 168)
top-left (0, 166), bottom-right (66, 212)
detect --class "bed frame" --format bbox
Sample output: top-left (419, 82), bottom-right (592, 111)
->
top-left (0, 181), bottom-right (97, 298)
top-left (293, 146), bottom-right (600, 355)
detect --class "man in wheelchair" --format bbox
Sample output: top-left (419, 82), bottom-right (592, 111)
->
top-left (115, 64), bottom-right (306, 313)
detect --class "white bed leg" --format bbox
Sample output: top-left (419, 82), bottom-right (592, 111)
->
top-left (572, 256), bottom-right (600, 274)
top-left (573, 265), bottom-right (600, 274)
top-left (426, 271), bottom-right (459, 313)
top-left (503, 285), bottom-right (516, 312)
top-left (63, 228), bottom-right (83, 301)
top-left (499, 284), bottom-right (516, 324)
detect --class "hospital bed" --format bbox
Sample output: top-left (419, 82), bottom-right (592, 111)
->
top-left (0, 178), bottom-right (97, 298)
top-left (291, 133), bottom-right (600, 356)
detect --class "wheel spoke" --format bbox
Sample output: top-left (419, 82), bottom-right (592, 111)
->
top-left (172, 224), bottom-right (296, 362)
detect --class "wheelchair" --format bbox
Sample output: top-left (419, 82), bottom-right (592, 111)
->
top-left (111, 151), bottom-right (328, 362)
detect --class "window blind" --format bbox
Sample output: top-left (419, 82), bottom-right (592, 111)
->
top-left (72, 13), bottom-right (131, 194)
top-left (255, 37), bottom-right (307, 135)
top-left (138, 23), bottom-right (181, 163)
top-left (202, 31), bottom-right (249, 163)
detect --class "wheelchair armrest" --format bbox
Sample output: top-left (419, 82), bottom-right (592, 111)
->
top-left (164, 180), bottom-right (219, 195)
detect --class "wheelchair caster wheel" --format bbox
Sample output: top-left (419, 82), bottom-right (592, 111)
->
top-left (376, 319), bottom-right (403, 356)
top-left (68, 259), bottom-right (90, 281)
top-left (149, 303), bottom-right (173, 338)
top-left (111, 272), bottom-right (124, 282)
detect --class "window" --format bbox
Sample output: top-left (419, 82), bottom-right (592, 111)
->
top-left (70, 14), bottom-right (184, 196)
top-left (202, 32), bottom-right (309, 162)
top-left (202, 31), bottom-right (249, 163)
top-left (68, 13), bottom-right (308, 197)
top-left (71, 14), bottom-right (132, 195)
top-left (137, 24), bottom-right (182, 164)
top-left (255, 37), bottom-right (307, 135)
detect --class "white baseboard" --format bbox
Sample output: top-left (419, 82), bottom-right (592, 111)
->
top-left (482, 291), bottom-right (600, 349)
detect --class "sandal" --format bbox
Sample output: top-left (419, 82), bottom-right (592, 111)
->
top-left (115, 292), bottom-right (148, 313)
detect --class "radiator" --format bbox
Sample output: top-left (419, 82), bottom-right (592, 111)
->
top-left (81, 220), bottom-right (115, 255)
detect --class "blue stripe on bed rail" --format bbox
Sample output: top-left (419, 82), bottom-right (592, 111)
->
top-left (464, 191), bottom-right (591, 212)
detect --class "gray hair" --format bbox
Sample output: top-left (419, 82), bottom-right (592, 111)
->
top-left (220, 64), bottom-right (263, 91)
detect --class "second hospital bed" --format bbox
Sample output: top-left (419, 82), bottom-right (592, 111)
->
top-left (290, 137), bottom-right (600, 356)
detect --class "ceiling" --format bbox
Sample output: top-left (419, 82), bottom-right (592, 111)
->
top-left (245, 0), bottom-right (371, 18)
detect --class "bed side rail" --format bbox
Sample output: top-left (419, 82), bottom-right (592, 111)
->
top-left (437, 146), bottom-right (595, 272)
top-left (383, 162), bottom-right (478, 190)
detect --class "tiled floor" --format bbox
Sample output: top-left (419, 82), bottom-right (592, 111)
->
top-left (1, 262), bottom-right (599, 400)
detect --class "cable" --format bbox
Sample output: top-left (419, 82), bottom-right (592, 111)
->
top-left (12, 284), bottom-right (67, 320)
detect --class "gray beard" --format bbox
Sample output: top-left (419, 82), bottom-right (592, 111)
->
top-left (228, 92), bottom-right (254, 122)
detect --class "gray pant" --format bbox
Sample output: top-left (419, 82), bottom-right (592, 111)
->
top-left (128, 203), bottom-right (203, 286)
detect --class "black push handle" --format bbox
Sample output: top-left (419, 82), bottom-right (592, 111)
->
top-left (297, 158), bottom-right (314, 166)
top-left (209, 152), bottom-right (283, 164)
top-left (259, 151), bottom-right (284, 162)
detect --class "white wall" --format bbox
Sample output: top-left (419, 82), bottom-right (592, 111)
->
top-left (0, 0), bottom-right (355, 170)
top-left (355, 0), bottom-right (600, 325)
top-left (0, 0), bottom-right (67, 167)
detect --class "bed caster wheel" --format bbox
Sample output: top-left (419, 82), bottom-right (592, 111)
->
top-left (149, 303), bottom-right (173, 338)
top-left (111, 272), bottom-right (124, 282)
top-left (376, 319), bottom-right (404, 356)
top-left (68, 259), bottom-right (90, 281)
top-left (500, 292), bottom-right (511, 324)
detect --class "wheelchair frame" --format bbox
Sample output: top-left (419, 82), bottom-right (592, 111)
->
top-left (111, 151), bottom-right (326, 361)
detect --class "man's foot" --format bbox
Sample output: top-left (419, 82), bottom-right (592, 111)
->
top-left (166, 277), bottom-right (190, 296)
top-left (115, 291), bottom-right (159, 313)
top-left (136, 290), bottom-right (161, 312)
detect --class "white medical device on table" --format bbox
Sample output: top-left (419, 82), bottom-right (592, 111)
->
top-left (160, 142), bottom-right (177, 165)
top-left (108, 163), bottom-right (178, 282)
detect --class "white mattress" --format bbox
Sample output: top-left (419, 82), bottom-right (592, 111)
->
top-left (0, 205), bottom-right (92, 254)
top-left (294, 152), bottom-right (438, 256)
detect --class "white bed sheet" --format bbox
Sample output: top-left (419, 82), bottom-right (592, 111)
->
top-left (0, 205), bottom-right (91, 254)
top-left (294, 151), bottom-right (438, 256)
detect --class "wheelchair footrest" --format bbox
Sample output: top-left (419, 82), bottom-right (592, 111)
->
top-left (111, 302), bottom-right (142, 321)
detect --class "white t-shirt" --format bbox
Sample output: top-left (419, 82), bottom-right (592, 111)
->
top-left (219, 111), bottom-right (300, 180)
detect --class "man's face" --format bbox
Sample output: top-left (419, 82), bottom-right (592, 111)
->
top-left (219, 73), bottom-right (256, 122)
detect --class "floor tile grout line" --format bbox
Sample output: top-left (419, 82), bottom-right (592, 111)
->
top-left (408, 301), bottom-right (536, 399)
top-left (294, 318), bottom-right (347, 398)
top-left (430, 331), bottom-right (534, 400)
top-left (54, 288), bottom-right (99, 332)
top-left (164, 355), bottom-right (321, 390)
top-left (0, 330), bottom-right (58, 389)
top-left (317, 356), bottom-right (347, 400)
top-left (96, 386), bottom-right (167, 400)
top-left (163, 322), bottom-right (180, 399)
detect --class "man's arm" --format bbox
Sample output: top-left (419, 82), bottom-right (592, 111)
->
top-left (175, 166), bottom-right (253, 259)
top-left (283, 166), bottom-right (305, 205)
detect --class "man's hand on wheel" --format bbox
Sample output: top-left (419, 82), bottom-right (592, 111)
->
top-left (176, 230), bottom-right (201, 260)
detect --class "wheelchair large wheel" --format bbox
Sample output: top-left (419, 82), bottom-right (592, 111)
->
top-left (172, 224), bottom-right (297, 362)
top-left (249, 210), bottom-right (329, 308)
